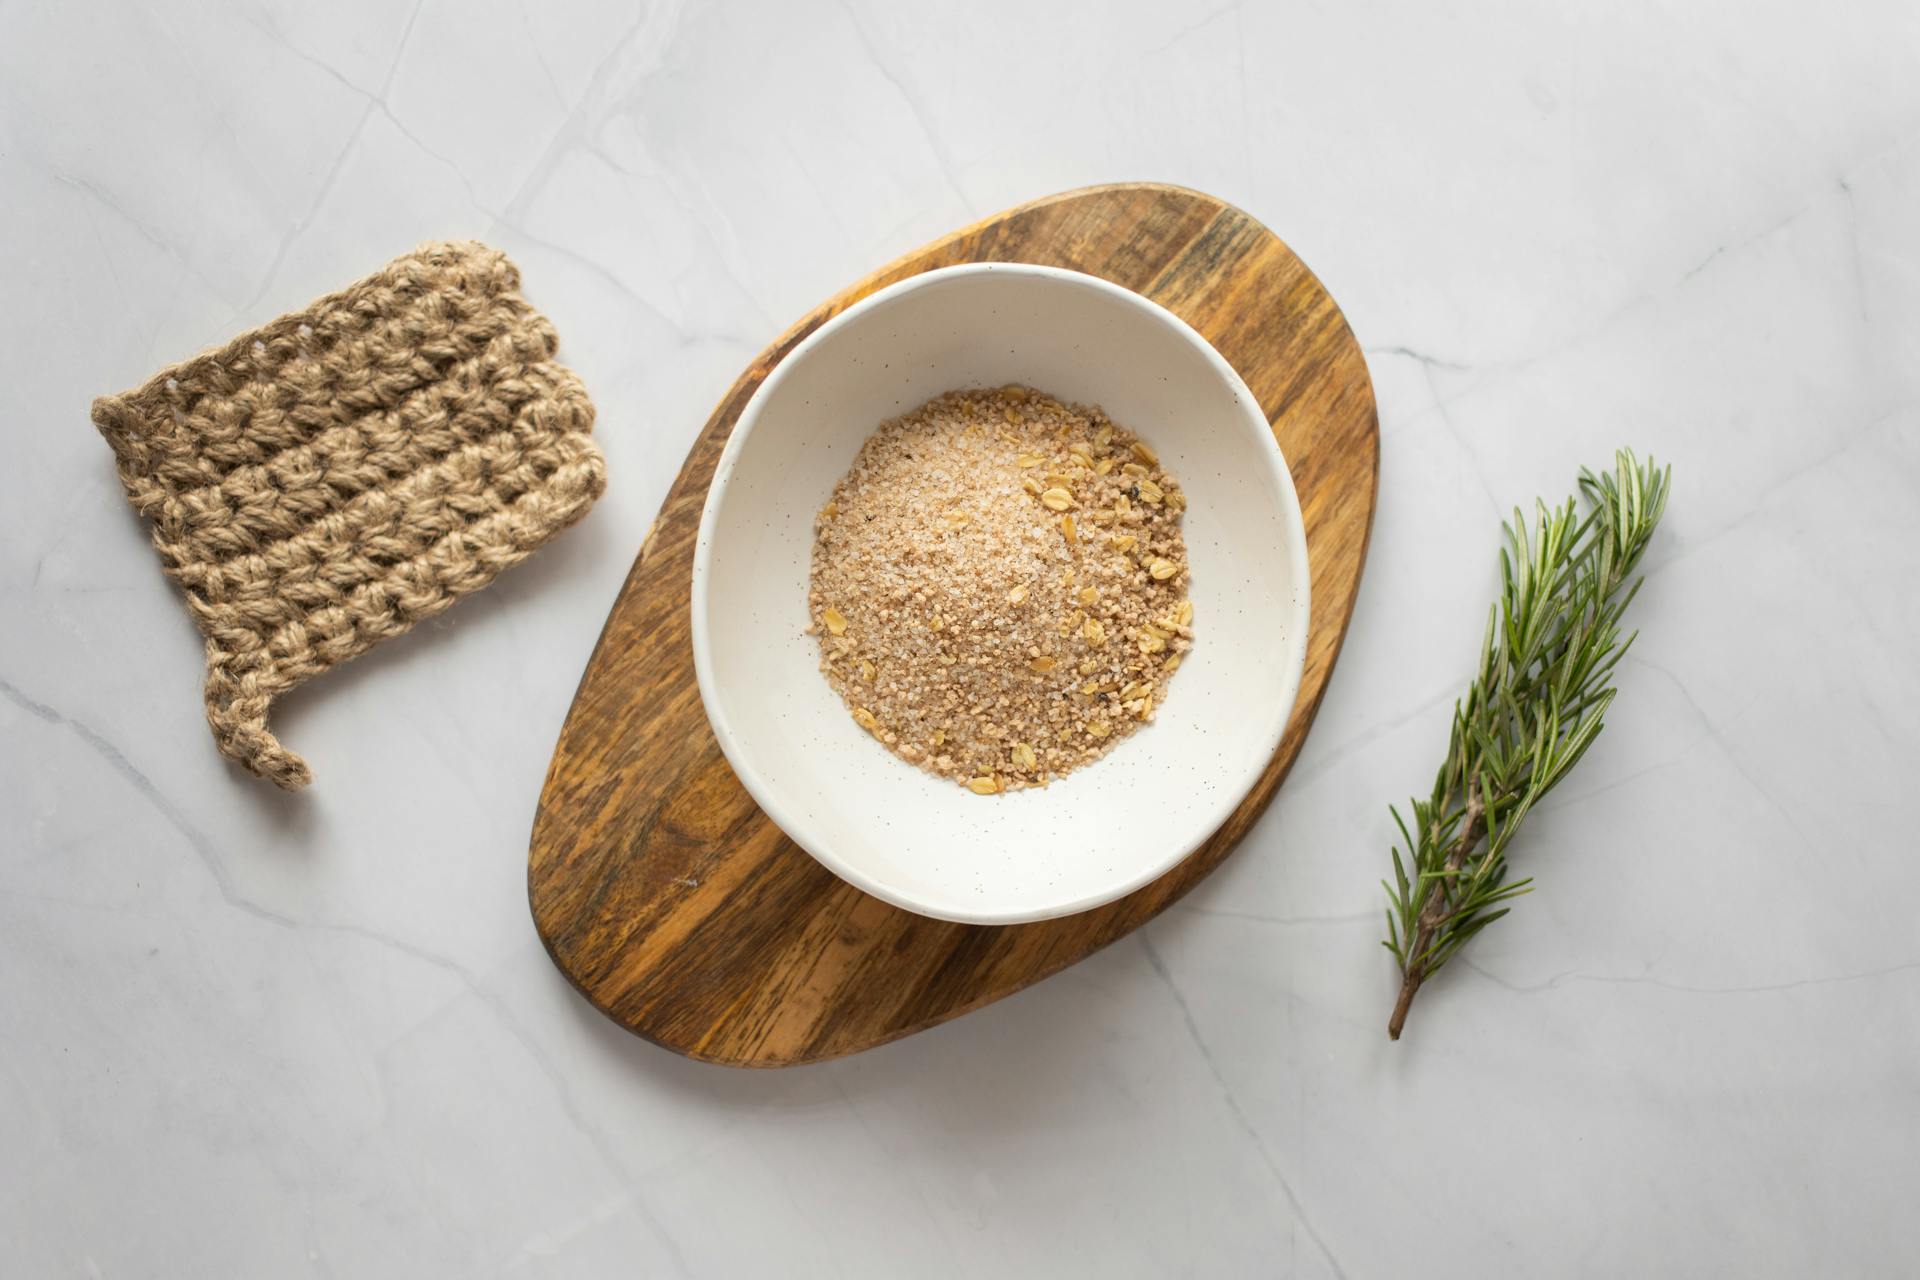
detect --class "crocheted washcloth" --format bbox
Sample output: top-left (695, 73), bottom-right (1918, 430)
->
top-left (91, 241), bottom-right (606, 790)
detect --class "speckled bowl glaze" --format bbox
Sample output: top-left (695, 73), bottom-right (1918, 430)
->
top-left (691, 264), bottom-right (1309, 924)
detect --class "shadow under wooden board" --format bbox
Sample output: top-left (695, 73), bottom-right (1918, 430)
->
top-left (529, 183), bottom-right (1379, 1067)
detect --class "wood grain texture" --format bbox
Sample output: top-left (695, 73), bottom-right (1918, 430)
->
top-left (528, 184), bottom-right (1379, 1066)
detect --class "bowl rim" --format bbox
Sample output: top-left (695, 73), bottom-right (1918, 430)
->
top-left (690, 262), bottom-right (1312, 924)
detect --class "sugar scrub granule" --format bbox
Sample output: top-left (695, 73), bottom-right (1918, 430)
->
top-left (808, 385), bottom-right (1194, 793)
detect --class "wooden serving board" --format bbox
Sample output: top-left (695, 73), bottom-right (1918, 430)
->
top-left (529, 184), bottom-right (1378, 1066)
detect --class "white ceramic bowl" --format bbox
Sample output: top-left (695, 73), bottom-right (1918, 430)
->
top-left (691, 264), bottom-right (1309, 924)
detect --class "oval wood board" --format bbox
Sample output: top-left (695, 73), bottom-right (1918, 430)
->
top-left (529, 184), bottom-right (1379, 1067)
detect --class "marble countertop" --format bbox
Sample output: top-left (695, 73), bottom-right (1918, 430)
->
top-left (5, 1), bottom-right (1916, 1274)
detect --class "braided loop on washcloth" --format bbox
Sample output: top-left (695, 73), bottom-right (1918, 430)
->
top-left (91, 241), bottom-right (606, 789)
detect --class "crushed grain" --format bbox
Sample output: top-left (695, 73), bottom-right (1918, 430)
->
top-left (808, 386), bottom-right (1195, 792)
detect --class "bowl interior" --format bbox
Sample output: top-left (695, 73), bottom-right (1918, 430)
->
top-left (693, 265), bottom-right (1308, 923)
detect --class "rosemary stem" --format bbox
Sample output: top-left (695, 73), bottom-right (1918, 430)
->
top-left (1388, 786), bottom-right (1485, 1040)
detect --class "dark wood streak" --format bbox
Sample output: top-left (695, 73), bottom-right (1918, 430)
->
top-left (528, 184), bottom-right (1380, 1067)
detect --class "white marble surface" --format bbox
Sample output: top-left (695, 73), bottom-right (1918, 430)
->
top-left (4, 1), bottom-right (1917, 1274)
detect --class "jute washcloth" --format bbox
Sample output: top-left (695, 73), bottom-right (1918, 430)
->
top-left (91, 241), bottom-right (607, 790)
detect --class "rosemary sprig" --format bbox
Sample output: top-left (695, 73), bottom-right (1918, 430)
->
top-left (1383, 449), bottom-right (1671, 1040)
